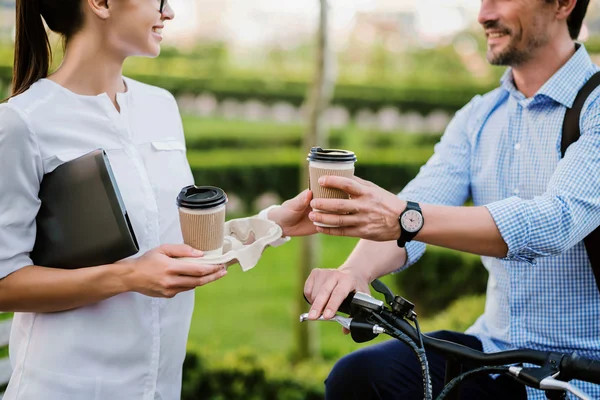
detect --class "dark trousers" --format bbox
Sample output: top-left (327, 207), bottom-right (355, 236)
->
top-left (325, 330), bottom-right (527, 400)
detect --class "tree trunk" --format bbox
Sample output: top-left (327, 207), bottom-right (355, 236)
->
top-left (295, 0), bottom-right (336, 362)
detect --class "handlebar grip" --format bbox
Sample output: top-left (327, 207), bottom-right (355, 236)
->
top-left (561, 353), bottom-right (600, 385)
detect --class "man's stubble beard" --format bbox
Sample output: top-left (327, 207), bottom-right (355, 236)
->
top-left (487, 19), bottom-right (549, 67)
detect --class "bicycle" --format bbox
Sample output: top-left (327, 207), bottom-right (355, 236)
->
top-left (300, 279), bottom-right (600, 400)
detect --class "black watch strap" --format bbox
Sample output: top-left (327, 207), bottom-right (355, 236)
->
top-left (397, 201), bottom-right (423, 248)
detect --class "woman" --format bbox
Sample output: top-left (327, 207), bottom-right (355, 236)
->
top-left (0, 0), bottom-right (315, 398)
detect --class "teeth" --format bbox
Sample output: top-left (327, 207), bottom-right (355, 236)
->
top-left (488, 32), bottom-right (506, 39)
top-left (152, 28), bottom-right (163, 34)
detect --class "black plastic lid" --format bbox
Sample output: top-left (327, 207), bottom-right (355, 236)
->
top-left (176, 185), bottom-right (228, 210)
top-left (307, 147), bottom-right (357, 163)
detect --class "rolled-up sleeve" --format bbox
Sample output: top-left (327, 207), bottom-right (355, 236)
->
top-left (485, 93), bottom-right (600, 263)
top-left (0, 104), bottom-right (43, 279)
top-left (397, 96), bottom-right (481, 270)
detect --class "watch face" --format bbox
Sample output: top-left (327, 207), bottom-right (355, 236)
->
top-left (401, 210), bottom-right (423, 233)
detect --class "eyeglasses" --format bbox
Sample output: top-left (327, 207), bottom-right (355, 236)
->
top-left (159, 0), bottom-right (168, 13)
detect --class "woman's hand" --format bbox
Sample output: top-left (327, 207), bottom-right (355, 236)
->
top-left (268, 189), bottom-right (317, 237)
top-left (309, 176), bottom-right (407, 242)
top-left (119, 244), bottom-right (227, 298)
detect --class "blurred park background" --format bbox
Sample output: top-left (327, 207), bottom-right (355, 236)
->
top-left (2, 0), bottom-right (600, 398)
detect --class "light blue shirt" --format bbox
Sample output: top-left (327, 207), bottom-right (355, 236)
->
top-left (400, 45), bottom-right (600, 399)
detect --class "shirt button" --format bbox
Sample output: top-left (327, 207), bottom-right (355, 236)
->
top-left (514, 188), bottom-right (520, 195)
top-left (514, 143), bottom-right (521, 150)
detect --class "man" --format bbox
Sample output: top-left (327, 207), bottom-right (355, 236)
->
top-left (297, 0), bottom-right (600, 399)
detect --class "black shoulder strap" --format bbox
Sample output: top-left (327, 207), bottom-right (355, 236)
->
top-left (561, 72), bottom-right (600, 156)
top-left (561, 71), bottom-right (600, 293)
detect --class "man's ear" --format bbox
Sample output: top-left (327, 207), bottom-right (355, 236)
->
top-left (87, 0), bottom-right (111, 20)
top-left (556, 0), bottom-right (578, 22)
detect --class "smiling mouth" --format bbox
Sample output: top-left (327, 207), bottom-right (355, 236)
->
top-left (487, 31), bottom-right (509, 39)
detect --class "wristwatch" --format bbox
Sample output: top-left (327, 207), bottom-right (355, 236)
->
top-left (397, 201), bottom-right (424, 248)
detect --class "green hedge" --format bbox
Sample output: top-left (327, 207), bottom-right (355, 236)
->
top-left (191, 164), bottom-right (423, 211)
top-left (187, 148), bottom-right (430, 211)
top-left (181, 293), bottom-right (486, 400)
top-left (395, 246), bottom-right (488, 316)
top-left (182, 350), bottom-right (327, 400)
top-left (182, 117), bottom-right (443, 151)
top-left (183, 118), bottom-right (334, 151)
top-left (187, 147), bottom-right (434, 168)
top-left (130, 73), bottom-right (489, 116)
top-left (0, 65), bottom-right (490, 115)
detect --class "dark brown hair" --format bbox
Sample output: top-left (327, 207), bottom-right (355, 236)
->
top-left (567, 0), bottom-right (590, 40)
top-left (11, 0), bottom-right (84, 98)
top-left (545, 0), bottom-right (591, 39)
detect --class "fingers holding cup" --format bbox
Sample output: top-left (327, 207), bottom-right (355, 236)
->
top-left (307, 147), bottom-right (357, 228)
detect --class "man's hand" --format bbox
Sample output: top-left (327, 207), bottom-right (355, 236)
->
top-left (268, 189), bottom-right (317, 237)
top-left (304, 266), bottom-right (371, 323)
top-left (309, 176), bottom-right (407, 241)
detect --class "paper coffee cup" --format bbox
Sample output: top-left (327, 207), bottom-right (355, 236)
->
top-left (176, 185), bottom-right (228, 256)
top-left (307, 147), bottom-right (357, 227)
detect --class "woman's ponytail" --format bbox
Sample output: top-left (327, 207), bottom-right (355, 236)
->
top-left (11, 0), bottom-right (51, 98)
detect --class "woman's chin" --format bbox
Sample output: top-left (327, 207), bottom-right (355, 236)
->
top-left (139, 45), bottom-right (161, 58)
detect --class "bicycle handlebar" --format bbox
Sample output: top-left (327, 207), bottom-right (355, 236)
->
top-left (339, 291), bottom-right (600, 386)
top-left (561, 353), bottom-right (600, 385)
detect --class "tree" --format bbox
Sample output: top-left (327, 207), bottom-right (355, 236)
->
top-left (295, 0), bottom-right (337, 361)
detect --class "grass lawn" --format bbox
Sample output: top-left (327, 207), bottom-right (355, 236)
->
top-left (189, 235), bottom-right (485, 361)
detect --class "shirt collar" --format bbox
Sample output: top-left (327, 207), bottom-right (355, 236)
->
top-left (499, 44), bottom-right (594, 108)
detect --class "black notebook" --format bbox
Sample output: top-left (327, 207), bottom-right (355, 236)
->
top-left (30, 149), bottom-right (139, 269)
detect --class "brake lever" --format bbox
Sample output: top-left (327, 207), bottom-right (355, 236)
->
top-left (509, 367), bottom-right (592, 400)
top-left (371, 279), bottom-right (395, 306)
top-left (299, 313), bottom-right (352, 329)
top-left (541, 377), bottom-right (591, 400)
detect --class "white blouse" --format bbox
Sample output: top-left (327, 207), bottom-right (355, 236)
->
top-left (0, 77), bottom-right (199, 400)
